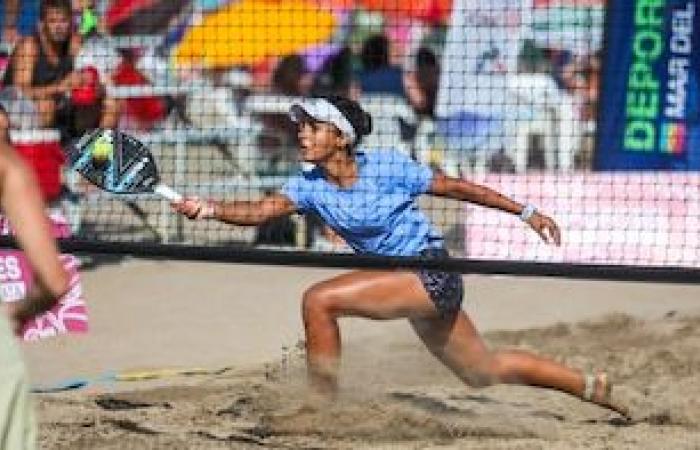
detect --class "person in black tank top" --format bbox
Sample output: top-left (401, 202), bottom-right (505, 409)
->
top-left (1, 0), bottom-right (119, 141)
top-left (2, 31), bottom-right (73, 89)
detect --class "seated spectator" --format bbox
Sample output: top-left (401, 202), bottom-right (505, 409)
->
top-left (357, 33), bottom-right (405, 98)
top-left (2, 0), bottom-right (118, 141)
top-left (1, 0), bottom-right (21, 45)
top-left (311, 46), bottom-right (360, 100)
top-left (111, 48), bottom-right (167, 131)
top-left (271, 54), bottom-right (312, 97)
top-left (258, 54), bottom-right (313, 162)
top-left (404, 46), bottom-right (440, 119)
top-left (561, 51), bottom-right (601, 122)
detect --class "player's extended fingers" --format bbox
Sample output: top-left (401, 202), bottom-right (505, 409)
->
top-left (184, 201), bottom-right (204, 219)
top-left (171, 197), bottom-right (202, 218)
top-left (170, 200), bottom-right (188, 213)
top-left (548, 220), bottom-right (562, 246)
top-left (535, 225), bottom-right (551, 244)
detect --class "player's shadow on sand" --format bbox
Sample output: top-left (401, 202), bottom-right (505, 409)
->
top-left (390, 390), bottom-right (566, 422)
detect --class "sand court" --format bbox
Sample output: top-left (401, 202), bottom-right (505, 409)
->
top-left (21, 259), bottom-right (700, 449)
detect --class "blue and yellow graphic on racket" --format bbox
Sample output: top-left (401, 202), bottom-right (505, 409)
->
top-left (67, 129), bottom-right (182, 202)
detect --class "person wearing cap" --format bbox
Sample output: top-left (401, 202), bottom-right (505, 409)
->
top-left (171, 95), bottom-right (633, 419)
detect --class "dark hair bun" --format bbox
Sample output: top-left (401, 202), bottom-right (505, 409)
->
top-left (326, 96), bottom-right (373, 139)
top-left (360, 111), bottom-right (372, 136)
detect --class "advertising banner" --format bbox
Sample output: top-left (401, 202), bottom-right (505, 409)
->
top-left (596, 0), bottom-right (700, 170)
top-left (464, 173), bottom-right (700, 267)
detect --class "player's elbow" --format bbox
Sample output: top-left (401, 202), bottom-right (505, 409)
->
top-left (254, 199), bottom-right (292, 225)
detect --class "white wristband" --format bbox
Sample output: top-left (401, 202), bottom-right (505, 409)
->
top-left (519, 204), bottom-right (537, 222)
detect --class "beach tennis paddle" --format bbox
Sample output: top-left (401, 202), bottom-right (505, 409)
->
top-left (67, 128), bottom-right (182, 202)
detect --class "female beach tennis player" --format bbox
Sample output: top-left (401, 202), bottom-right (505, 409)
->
top-left (172, 95), bottom-right (630, 417)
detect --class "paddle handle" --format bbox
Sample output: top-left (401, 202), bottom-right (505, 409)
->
top-left (154, 184), bottom-right (182, 202)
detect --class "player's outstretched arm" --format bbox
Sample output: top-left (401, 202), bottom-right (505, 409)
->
top-left (171, 193), bottom-right (298, 226)
top-left (428, 172), bottom-right (561, 245)
top-left (0, 140), bottom-right (70, 332)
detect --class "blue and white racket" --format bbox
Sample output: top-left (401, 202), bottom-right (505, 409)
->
top-left (67, 128), bottom-right (182, 202)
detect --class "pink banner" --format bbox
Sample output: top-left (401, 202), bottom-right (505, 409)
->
top-left (0, 211), bottom-right (89, 341)
top-left (464, 173), bottom-right (700, 267)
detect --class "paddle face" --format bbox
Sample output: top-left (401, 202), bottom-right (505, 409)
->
top-left (67, 129), bottom-right (162, 195)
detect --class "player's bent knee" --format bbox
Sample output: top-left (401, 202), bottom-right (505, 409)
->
top-left (302, 286), bottom-right (340, 320)
top-left (454, 358), bottom-right (498, 388)
top-left (486, 352), bottom-right (525, 384)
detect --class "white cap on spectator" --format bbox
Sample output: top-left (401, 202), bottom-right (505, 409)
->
top-left (289, 98), bottom-right (356, 144)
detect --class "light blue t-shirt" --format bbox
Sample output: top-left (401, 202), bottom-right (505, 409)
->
top-left (281, 149), bottom-right (444, 256)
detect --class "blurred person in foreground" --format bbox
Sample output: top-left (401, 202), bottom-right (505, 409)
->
top-left (0, 105), bottom-right (70, 450)
top-left (2, 0), bottom-right (118, 140)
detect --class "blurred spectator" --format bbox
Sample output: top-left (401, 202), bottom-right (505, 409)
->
top-left (311, 46), bottom-right (360, 100)
top-left (404, 46), bottom-right (440, 119)
top-left (1, 0), bottom-right (42, 43)
top-left (112, 49), bottom-right (167, 131)
top-left (271, 54), bottom-right (312, 97)
top-left (257, 54), bottom-right (313, 165)
top-left (561, 51), bottom-right (600, 170)
top-left (1, 0), bottom-right (100, 45)
top-left (1, 0), bottom-right (21, 44)
top-left (402, 46), bottom-right (444, 172)
top-left (561, 52), bottom-right (601, 122)
top-left (517, 39), bottom-right (551, 74)
top-left (2, 0), bottom-right (119, 140)
top-left (545, 47), bottom-right (581, 95)
top-left (357, 33), bottom-right (405, 97)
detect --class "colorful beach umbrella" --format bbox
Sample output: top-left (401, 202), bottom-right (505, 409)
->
top-left (175, 0), bottom-right (337, 68)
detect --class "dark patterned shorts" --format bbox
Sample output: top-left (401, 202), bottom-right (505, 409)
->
top-left (416, 248), bottom-right (464, 318)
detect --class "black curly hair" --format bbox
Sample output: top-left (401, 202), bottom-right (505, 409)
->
top-left (323, 96), bottom-right (373, 150)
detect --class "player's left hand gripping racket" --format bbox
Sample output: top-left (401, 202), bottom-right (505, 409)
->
top-left (67, 128), bottom-right (182, 202)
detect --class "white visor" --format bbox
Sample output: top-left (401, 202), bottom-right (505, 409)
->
top-left (289, 98), bottom-right (356, 144)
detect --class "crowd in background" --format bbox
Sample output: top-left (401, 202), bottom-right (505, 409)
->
top-left (0, 0), bottom-right (601, 160)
